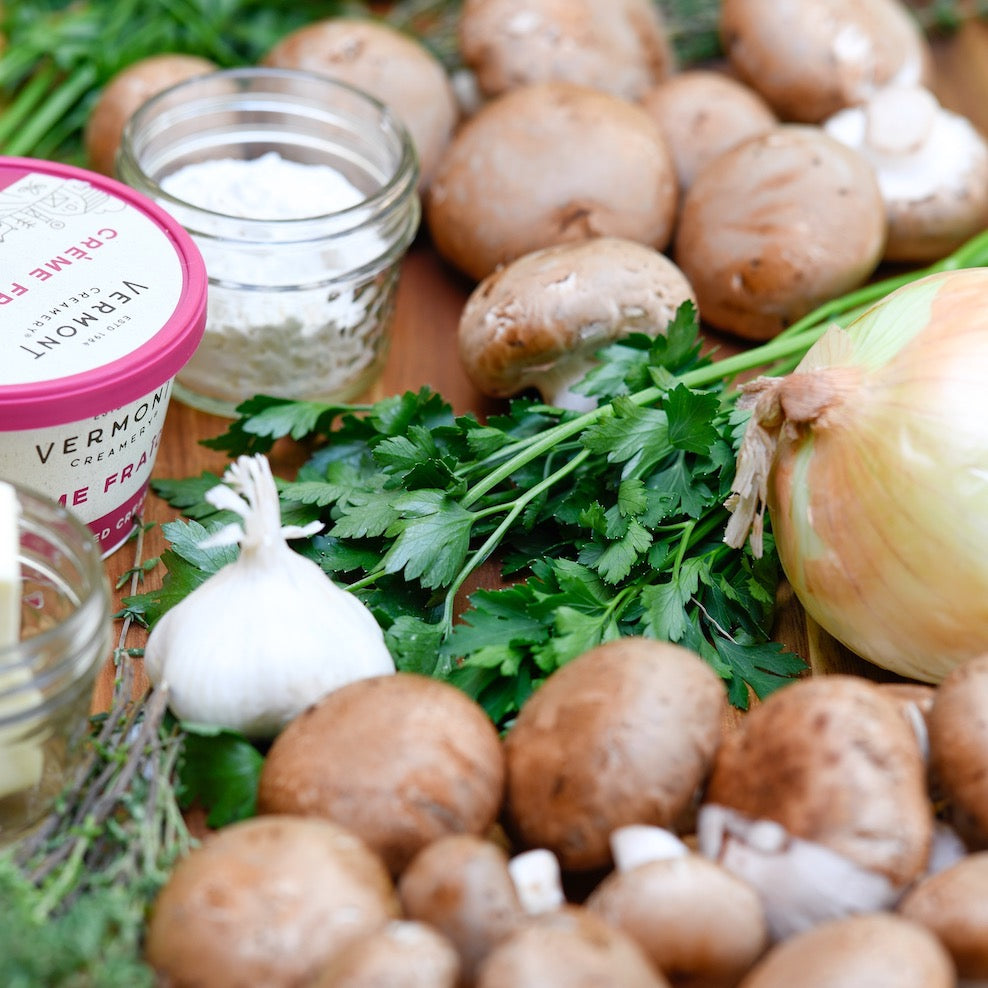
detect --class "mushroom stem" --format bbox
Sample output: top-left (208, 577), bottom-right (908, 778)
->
top-left (610, 825), bottom-right (690, 873)
top-left (507, 849), bottom-right (566, 915)
top-left (697, 804), bottom-right (899, 941)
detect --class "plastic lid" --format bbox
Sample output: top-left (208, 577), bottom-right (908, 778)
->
top-left (0, 157), bottom-right (207, 430)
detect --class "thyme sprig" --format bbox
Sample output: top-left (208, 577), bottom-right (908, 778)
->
top-left (0, 525), bottom-right (191, 986)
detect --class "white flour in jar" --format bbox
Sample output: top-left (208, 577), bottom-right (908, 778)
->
top-left (160, 152), bottom-right (392, 409)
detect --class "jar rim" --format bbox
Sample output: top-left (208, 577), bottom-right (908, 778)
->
top-left (117, 66), bottom-right (420, 241)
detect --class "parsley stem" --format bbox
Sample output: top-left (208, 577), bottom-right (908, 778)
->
top-left (442, 448), bottom-right (592, 629)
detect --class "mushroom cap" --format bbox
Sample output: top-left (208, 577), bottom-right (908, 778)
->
top-left (311, 920), bottom-right (462, 988)
top-left (476, 905), bottom-right (672, 988)
top-left (426, 81), bottom-right (678, 281)
top-left (824, 84), bottom-right (988, 262)
top-left (719, 0), bottom-right (934, 124)
top-left (897, 850), bottom-right (988, 980)
top-left (262, 17), bottom-right (458, 190)
top-left (145, 815), bottom-right (400, 987)
top-left (738, 912), bottom-right (955, 988)
top-left (457, 237), bottom-right (696, 405)
top-left (673, 125), bottom-right (886, 340)
top-left (458, 0), bottom-right (674, 102)
top-left (503, 638), bottom-right (726, 872)
top-left (84, 54), bottom-right (217, 175)
top-left (398, 834), bottom-right (526, 982)
top-left (586, 854), bottom-right (769, 987)
top-left (640, 69), bottom-right (777, 196)
top-left (927, 652), bottom-right (988, 848)
top-left (704, 675), bottom-right (932, 888)
top-left (257, 673), bottom-right (505, 875)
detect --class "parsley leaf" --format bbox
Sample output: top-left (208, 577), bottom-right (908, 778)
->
top-left (176, 726), bottom-right (265, 828)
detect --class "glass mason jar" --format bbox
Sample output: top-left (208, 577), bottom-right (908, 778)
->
top-left (0, 483), bottom-right (110, 845)
top-left (117, 67), bottom-right (421, 417)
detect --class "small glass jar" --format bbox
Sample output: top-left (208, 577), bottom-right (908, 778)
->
top-left (0, 483), bottom-right (111, 845)
top-left (116, 67), bottom-right (421, 417)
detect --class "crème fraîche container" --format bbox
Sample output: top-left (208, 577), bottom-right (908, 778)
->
top-left (0, 157), bottom-right (207, 556)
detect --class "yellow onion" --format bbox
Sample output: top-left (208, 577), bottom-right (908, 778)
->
top-left (725, 267), bottom-right (988, 682)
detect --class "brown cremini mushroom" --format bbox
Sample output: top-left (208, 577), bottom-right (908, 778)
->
top-left (475, 905), bottom-right (672, 988)
top-left (263, 17), bottom-right (458, 190)
top-left (145, 815), bottom-right (399, 987)
top-left (458, 0), bottom-right (674, 102)
top-left (737, 912), bottom-right (955, 988)
top-left (673, 125), bottom-right (886, 340)
top-left (587, 825), bottom-right (769, 987)
top-left (927, 652), bottom-right (988, 849)
top-left (897, 850), bottom-right (988, 982)
top-left (398, 834), bottom-right (527, 984)
top-left (426, 82), bottom-right (678, 281)
top-left (85, 54), bottom-right (217, 175)
top-left (719, 0), bottom-right (934, 124)
top-left (824, 84), bottom-right (988, 262)
top-left (457, 237), bottom-right (696, 409)
top-left (698, 675), bottom-right (933, 940)
top-left (503, 638), bottom-right (726, 872)
top-left (311, 920), bottom-right (462, 988)
top-left (640, 70), bottom-right (777, 201)
top-left (257, 673), bottom-right (505, 875)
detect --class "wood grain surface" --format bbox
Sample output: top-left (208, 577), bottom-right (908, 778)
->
top-left (93, 22), bottom-right (988, 712)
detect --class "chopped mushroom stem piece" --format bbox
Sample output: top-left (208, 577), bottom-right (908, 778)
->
top-left (508, 849), bottom-right (566, 916)
top-left (609, 825), bottom-right (690, 873)
top-left (824, 84), bottom-right (988, 262)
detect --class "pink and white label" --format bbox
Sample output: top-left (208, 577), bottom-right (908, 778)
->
top-left (0, 170), bottom-right (183, 386)
top-left (0, 381), bottom-right (174, 555)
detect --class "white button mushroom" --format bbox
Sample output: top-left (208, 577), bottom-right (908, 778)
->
top-left (457, 0), bottom-right (675, 103)
top-left (426, 82), bottom-right (679, 281)
top-left (824, 84), bottom-right (988, 262)
top-left (502, 638), bottom-right (727, 873)
top-left (673, 125), bottom-right (887, 340)
top-left (457, 237), bottom-right (696, 409)
top-left (719, 0), bottom-right (934, 124)
top-left (738, 912), bottom-right (955, 988)
top-left (697, 676), bottom-right (934, 941)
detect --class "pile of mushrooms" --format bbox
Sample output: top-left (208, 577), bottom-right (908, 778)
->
top-left (142, 641), bottom-right (988, 986)
top-left (417, 0), bottom-right (988, 353)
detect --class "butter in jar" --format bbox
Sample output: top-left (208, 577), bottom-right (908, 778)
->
top-left (0, 480), bottom-right (111, 845)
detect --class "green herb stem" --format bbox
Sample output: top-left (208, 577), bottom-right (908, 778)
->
top-left (3, 63), bottom-right (96, 158)
top-left (441, 448), bottom-right (593, 630)
top-left (0, 62), bottom-right (57, 148)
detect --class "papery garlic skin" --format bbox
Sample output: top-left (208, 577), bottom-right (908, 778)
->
top-left (727, 268), bottom-right (988, 683)
top-left (144, 455), bottom-right (395, 737)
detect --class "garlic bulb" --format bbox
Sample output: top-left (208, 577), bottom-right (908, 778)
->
top-left (144, 454), bottom-right (395, 737)
top-left (726, 267), bottom-right (988, 683)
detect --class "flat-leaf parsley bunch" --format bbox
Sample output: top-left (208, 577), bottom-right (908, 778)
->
top-left (125, 303), bottom-right (808, 724)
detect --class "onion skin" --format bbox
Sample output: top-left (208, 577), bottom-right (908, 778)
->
top-left (729, 268), bottom-right (988, 682)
